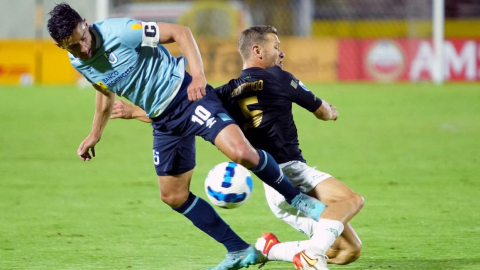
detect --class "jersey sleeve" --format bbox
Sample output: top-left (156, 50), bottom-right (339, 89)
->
top-left (103, 18), bottom-right (160, 49)
top-left (214, 83), bottom-right (232, 103)
top-left (275, 69), bottom-right (322, 112)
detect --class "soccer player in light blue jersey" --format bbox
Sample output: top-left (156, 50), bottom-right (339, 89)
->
top-left (47, 3), bottom-right (327, 269)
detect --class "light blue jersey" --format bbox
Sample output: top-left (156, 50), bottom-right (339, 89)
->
top-left (70, 18), bottom-right (186, 118)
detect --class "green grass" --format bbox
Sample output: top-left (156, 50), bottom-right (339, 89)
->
top-left (1, 83), bottom-right (480, 269)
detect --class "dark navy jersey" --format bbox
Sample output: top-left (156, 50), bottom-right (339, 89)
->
top-left (216, 66), bottom-right (322, 164)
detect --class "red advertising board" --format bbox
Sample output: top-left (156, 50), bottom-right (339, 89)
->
top-left (339, 38), bottom-right (480, 82)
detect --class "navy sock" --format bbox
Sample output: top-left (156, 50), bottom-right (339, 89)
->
top-left (250, 149), bottom-right (300, 203)
top-left (173, 192), bottom-right (249, 253)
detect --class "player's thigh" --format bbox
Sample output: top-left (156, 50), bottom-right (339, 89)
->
top-left (187, 91), bottom-right (237, 143)
top-left (187, 92), bottom-right (258, 166)
top-left (214, 124), bottom-right (258, 167)
top-left (153, 130), bottom-right (196, 176)
top-left (308, 177), bottom-right (358, 206)
top-left (281, 161), bottom-right (332, 194)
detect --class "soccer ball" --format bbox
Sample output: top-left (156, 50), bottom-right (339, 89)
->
top-left (205, 162), bottom-right (253, 209)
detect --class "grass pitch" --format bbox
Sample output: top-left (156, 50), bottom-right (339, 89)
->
top-left (1, 83), bottom-right (480, 269)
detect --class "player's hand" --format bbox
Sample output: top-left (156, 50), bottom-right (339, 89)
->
top-left (187, 75), bottom-right (207, 101)
top-left (330, 105), bottom-right (338, 121)
top-left (110, 100), bottom-right (134, 120)
top-left (77, 134), bottom-right (100, 161)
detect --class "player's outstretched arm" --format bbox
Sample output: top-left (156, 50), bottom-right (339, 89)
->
top-left (110, 100), bottom-right (152, 123)
top-left (157, 22), bottom-right (206, 101)
top-left (77, 85), bottom-right (115, 161)
top-left (313, 99), bottom-right (338, 121)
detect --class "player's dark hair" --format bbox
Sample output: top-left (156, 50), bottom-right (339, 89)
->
top-left (238, 25), bottom-right (278, 61)
top-left (47, 3), bottom-right (83, 43)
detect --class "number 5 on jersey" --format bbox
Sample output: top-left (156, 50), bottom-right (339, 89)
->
top-left (238, 96), bottom-right (263, 129)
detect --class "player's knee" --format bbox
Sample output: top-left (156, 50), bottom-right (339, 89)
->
top-left (160, 191), bottom-right (189, 208)
top-left (228, 145), bottom-right (257, 168)
top-left (331, 191), bottom-right (364, 214)
top-left (335, 241), bottom-right (362, 265)
top-left (351, 192), bottom-right (365, 212)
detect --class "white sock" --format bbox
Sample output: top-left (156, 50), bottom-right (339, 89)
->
top-left (268, 240), bottom-right (310, 262)
top-left (309, 218), bottom-right (344, 253)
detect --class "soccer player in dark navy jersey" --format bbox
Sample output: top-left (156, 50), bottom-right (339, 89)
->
top-left (112, 25), bottom-right (364, 270)
top-left (215, 65), bottom-right (322, 165)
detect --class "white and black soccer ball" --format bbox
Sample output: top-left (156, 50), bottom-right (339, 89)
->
top-left (205, 162), bottom-right (253, 209)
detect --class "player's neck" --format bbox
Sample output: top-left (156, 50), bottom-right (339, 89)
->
top-left (89, 28), bottom-right (97, 56)
top-left (243, 60), bottom-right (266, 70)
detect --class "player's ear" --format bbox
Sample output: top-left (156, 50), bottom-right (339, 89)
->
top-left (83, 18), bottom-right (88, 28)
top-left (252, 45), bottom-right (262, 59)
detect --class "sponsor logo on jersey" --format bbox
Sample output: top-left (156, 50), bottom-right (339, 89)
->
top-left (104, 49), bottom-right (118, 64)
top-left (290, 79), bottom-right (298, 89)
top-left (131, 21), bottom-right (143, 30)
top-left (217, 113), bottom-right (232, 122)
top-left (206, 117), bottom-right (217, 128)
top-left (96, 81), bottom-right (108, 90)
top-left (99, 66), bottom-right (135, 88)
top-left (299, 80), bottom-right (310, 91)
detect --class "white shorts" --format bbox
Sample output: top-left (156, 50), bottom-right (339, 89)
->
top-left (263, 161), bottom-right (333, 238)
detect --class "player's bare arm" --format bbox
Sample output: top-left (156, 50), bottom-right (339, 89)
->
top-left (110, 100), bottom-right (152, 123)
top-left (157, 22), bottom-right (206, 101)
top-left (77, 85), bottom-right (115, 161)
top-left (314, 100), bottom-right (339, 121)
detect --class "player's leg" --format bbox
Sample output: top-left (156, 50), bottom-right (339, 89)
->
top-left (214, 124), bottom-right (297, 200)
top-left (294, 176), bottom-right (364, 269)
top-left (326, 223), bottom-right (362, 265)
top-left (309, 177), bottom-right (364, 224)
top-left (213, 123), bottom-right (325, 221)
top-left (255, 225), bottom-right (362, 265)
top-left (153, 130), bottom-right (258, 269)
top-left (255, 162), bottom-right (363, 268)
top-left (158, 171), bottom-right (249, 252)
top-left (305, 177), bottom-right (364, 252)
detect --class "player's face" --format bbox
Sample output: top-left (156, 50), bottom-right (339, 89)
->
top-left (262, 33), bottom-right (285, 69)
top-left (57, 21), bottom-right (94, 60)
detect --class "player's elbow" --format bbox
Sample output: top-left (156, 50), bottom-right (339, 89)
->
top-left (178, 25), bottom-right (193, 40)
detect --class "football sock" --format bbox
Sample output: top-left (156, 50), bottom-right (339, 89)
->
top-left (268, 241), bottom-right (309, 262)
top-left (268, 219), bottom-right (344, 261)
top-left (310, 218), bottom-right (345, 252)
top-left (173, 192), bottom-right (249, 253)
top-left (250, 149), bottom-right (300, 203)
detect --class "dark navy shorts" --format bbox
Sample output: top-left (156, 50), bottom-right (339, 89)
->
top-left (151, 73), bottom-right (236, 176)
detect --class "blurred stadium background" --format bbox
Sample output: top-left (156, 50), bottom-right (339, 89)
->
top-left (1, 0), bottom-right (480, 85)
